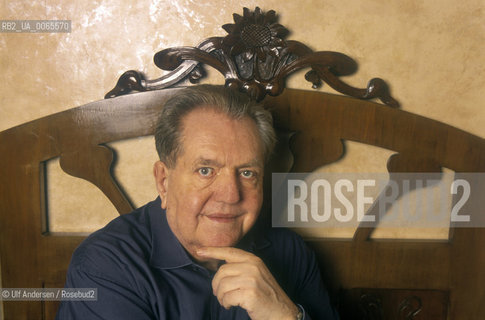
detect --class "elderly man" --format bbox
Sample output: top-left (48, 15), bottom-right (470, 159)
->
top-left (56, 85), bottom-right (337, 319)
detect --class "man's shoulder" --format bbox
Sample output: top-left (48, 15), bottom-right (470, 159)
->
top-left (256, 227), bottom-right (313, 265)
top-left (68, 199), bottom-right (158, 277)
top-left (264, 227), bottom-right (307, 249)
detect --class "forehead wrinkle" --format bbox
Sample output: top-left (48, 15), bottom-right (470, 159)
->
top-left (179, 108), bottom-right (264, 168)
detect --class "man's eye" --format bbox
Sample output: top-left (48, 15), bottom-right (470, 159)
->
top-left (198, 167), bottom-right (214, 177)
top-left (240, 170), bottom-right (255, 178)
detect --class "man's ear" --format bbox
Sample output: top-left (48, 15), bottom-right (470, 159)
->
top-left (153, 161), bottom-right (170, 209)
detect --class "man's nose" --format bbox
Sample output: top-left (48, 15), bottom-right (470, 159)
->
top-left (213, 171), bottom-right (241, 204)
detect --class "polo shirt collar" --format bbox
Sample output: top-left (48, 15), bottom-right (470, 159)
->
top-left (148, 198), bottom-right (193, 269)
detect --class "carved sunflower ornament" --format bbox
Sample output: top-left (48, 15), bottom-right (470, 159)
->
top-left (221, 7), bottom-right (289, 62)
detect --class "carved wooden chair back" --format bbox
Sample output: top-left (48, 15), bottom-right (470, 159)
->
top-left (1, 7), bottom-right (484, 319)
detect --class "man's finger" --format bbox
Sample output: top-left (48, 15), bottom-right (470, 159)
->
top-left (213, 274), bottom-right (256, 303)
top-left (219, 288), bottom-right (245, 310)
top-left (196, 246), bottom-right (256, 263)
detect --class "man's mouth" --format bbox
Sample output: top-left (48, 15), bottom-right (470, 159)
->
top-left (204, 213), bottom-right (241, 223)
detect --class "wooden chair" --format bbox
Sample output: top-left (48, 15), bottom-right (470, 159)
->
top-left (1, 7), bottom-right (484, 319)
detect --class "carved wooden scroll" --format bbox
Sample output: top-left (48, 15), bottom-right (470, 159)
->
top-left (105, 7), bottom-right (399, 107)
top-left (339, 288), bottom-right (448, 320)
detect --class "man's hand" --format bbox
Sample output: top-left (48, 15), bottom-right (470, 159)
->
top-left (196, 247), bottom-right (300, 320)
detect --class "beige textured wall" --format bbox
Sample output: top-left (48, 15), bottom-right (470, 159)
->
top-left (1, 0), bottom-right (484, 237)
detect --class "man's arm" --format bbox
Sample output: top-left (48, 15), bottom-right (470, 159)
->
top-left (287, 239), bottom-right (339, 320)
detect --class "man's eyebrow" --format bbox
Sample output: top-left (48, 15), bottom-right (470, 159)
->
top-left (192, 157), bottom-right (263, 168)
top-left (237, 158), bottom-right (264, 169)
top-left (193, 157), bottom-right (222, 167)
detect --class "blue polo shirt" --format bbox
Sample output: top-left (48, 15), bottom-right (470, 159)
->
top-left (56, 198), bottom-right (338, 319)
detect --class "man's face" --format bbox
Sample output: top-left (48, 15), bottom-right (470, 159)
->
top-left (154, 106), bottom-right (265, 259)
